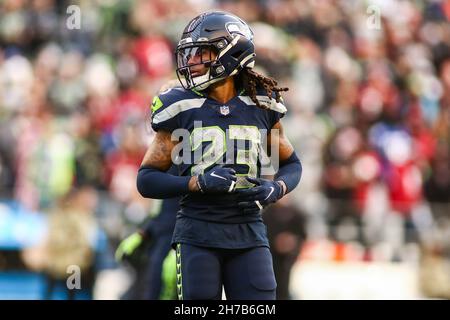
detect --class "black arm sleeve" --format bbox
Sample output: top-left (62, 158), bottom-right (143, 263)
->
top-left (274, 152), bottom-right (302, 194)
top-left (137, 166), bottom-right (191, 199)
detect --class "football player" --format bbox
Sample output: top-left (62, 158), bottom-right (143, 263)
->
top-left (137, 11), bottom-right (302, 300)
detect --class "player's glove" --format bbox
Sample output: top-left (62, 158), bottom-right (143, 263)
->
top-left (236, 177), bottom-right (284, 214)
top-left (197, 166), bottom-right (237, 194)
top-left (115, 232), bottom-right (147, 263)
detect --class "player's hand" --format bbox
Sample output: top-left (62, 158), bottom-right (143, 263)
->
top-left (236, 177), bottom-right (284, 214)
top-left (115, 232), bottom-right (145, 262)
top-left (197, 166), bottom-right (237, 194)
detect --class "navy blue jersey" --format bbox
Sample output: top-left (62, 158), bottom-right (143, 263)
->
top-left (151, 87), bottom-right (286, 225)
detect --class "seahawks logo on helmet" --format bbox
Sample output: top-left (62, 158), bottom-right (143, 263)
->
top-left (225, 22), bottom-right (253, 41)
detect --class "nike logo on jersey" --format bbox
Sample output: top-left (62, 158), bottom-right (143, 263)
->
top-left (264, 187), bottom-right (275, 200)
top-left (210, 171), bottom-right (227, 180)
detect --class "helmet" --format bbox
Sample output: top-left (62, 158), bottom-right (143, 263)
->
top-left (175, 11), bottom-right (255, 91)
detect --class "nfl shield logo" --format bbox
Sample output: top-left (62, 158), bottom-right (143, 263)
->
top-left (220, 105), bottom-right (230, 116)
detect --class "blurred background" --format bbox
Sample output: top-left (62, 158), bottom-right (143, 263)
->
top-left (0, 0), bottom-right (449, 300)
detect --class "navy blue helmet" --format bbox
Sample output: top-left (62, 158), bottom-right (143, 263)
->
top-left (175, 11), bottom-right (256, 90)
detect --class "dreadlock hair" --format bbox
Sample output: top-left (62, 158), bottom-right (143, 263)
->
top-left (239, 68), bottom-right (289, 109)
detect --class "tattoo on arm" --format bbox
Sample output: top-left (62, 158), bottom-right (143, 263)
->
top-left (141, 130), bottom-right (200, 192)
top-left (141, 130), bottom-right (176, 171)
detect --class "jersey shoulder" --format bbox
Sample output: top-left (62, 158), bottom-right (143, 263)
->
top-left (238, 86), bottom-right (287, 115)
top-left (151, 87), bottom-right (202, 114)
top-left (151, 87), bottom-right (206, 131)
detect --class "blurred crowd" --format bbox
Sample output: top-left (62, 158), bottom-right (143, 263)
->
top-left (0, 0), bottom-right (449, 299)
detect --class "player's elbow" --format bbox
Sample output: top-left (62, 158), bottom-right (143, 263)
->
top-left (286, 153), bottom-right (302, 186)
top-left (293, 157), bottom-right (302, 186)
top-left (276, 152), bottom-right (302, 194)
top-left (136, 166), bottom-right (163, 199)
top-left (291, 154), bottom-right (302, 180)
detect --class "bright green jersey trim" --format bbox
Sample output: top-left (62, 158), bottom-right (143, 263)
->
top-left (151, 96), bottom-right (163, 113)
